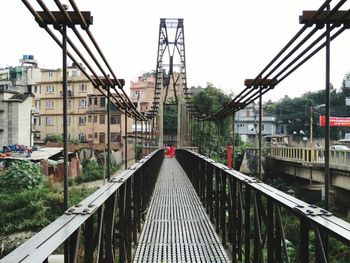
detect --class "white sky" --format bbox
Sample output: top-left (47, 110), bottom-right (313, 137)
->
top-left (1, 0), bottom-right (350, 102)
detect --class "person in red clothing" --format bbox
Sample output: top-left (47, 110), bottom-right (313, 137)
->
top-left (170, 145), bottom-right (175, 158)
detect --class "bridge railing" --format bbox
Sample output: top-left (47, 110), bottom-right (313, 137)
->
top-left (1, 149), bottom-right (163, 263)
top-left (270, 146), bottom-right (350, 166)
top-left (176, 149), bottom-right (350, 262)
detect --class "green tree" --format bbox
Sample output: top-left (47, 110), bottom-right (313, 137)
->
top-left (0, 161), bottom-right (46, 192)
top-left (163, 97), bottom-right (178, 135)
top-left (191, 83), bottom-right (232, 158)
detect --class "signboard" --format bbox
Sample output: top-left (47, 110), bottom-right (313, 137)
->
top-left (319, 116), bottom-right (350, 127)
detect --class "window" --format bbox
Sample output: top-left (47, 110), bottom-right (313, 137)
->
top-left (88, 115), bottom-right (92, 122)
top-left (79, 116), bottom-right (86, 125)
top-left (88, 134), bottom-right (93, 139)
top-left (133, 90), bottom-right (140, 98)
top-left (111, 115), bottom-right (120, 124)
top-left (111, 132), bottom-right (120, 142)
top-left (78, 99), bottom-right (87, 108)
top-left (46, 86), bottom-right (54, 93)
top-left (100, 97), bottom-right (106, 107)
top-left (261, 124), bottom-right (265, 132)
top-left (48, 71), bottom-right (53, 78)
top-left (72, 70), bottom-right (80, 77)
top-left (100, 114), bottom-right (105, 124)
top-left (239, 124), bottom-right (245, 127)
top-left (94, 97), bottom-right (98, 105)
top-left (246, 110), bottom-right (250, 117)
top-left (94, 132), bottom-right (98, 139)
top-left (45, 117), bottom-right (54, 126)
top-left (79, 133), bottom-right (86, 142)
top-left (99, 132), bottom-right (105, 143)
top-left (34, 86), bottom-right (40, 94)
top-left (93, 115), bottom-right (98, 123)
top-left (67, 100), bottom-right (72, 109)
top-left (46, 101), bottom-right (54, 109)
top-left (79, 83), bottom-right (87, 92)
top-left (88, 97), bottom-right (92, 106)
top-left (36, 100), bottom-right (41, 110)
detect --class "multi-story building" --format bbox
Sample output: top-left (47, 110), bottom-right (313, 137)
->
top-left (130, 72), bottom-right (156, 112)
top-left (235, 103), bottom-right (276, 143)
top-left (85, 91), bottom-right (133, 146)
top-left (0, 55), bottom-right (40, 146)
top-left (35, 64), bottom-right (93, 142)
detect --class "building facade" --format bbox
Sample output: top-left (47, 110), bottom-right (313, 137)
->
top-left (235, 103), bottom-right (276, 143)
top-left (34, 65), bottom-right (93, 142)
top-left (85, 92), bottom-right (133, 146)
top-left (0, 55), bottom-right (40, 146)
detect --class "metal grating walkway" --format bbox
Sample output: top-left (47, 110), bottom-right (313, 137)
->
top-left (133, 158), bottom-right (230, 263)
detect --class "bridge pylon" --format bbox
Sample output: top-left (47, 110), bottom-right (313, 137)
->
top-left (154, 18), bottom-right (189, 147)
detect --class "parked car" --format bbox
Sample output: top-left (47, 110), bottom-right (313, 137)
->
top-left (330, 145), bottom-right (350, 151)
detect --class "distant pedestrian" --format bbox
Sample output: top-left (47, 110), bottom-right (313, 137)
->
top-left (170, 146), bottom-right (175, 158)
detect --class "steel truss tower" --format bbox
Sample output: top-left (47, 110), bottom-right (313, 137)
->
top-left (154, 18), bottom-right (189, 147)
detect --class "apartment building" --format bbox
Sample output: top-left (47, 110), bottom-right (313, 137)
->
top-left (85, 91), bottom-right (132, 145)
top-left (0, 55), bottom-right (40, 146)
top-left (34, 64), bottom-right (93, 142)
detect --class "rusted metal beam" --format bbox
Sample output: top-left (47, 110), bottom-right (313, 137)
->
top-left (36, 11), bottom-right (93, 27)
top-left (300, 11), bottom-right (350, 26)
top-left (244, 78), bottom-right (278, 88)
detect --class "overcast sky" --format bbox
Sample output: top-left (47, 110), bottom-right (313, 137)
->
top-left (1, 0), bottom-right (350, 102)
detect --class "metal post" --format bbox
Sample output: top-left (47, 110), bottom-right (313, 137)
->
top-left (324, 5), bottom-right (331, 260)
top-left (258, 87), bottom-right (262, 180)
top-left (324, 5), bottom-right (330, 212)
top-left (141, 120), bottom-right (144, 158)
top-left (145, 119), bottom-right (148, 155)
top-left (310, 106), bottom-right (313, 147)
top-left (125, 105), bottom-right (128, 170)
top-left (208, 121), bottom-right (212, 157)
top-left (152, 117), bottom-right (155, 150)
top-left (62, 23), bottom-right (69, 263)
top-left (107, 85), bottom-right (111, 181)
top-left (62, 24), bottom-right (68, 212)
top-left (134, 118), bottom-right (137, 161)
top-left (232, 111), bottom-right (235, 169)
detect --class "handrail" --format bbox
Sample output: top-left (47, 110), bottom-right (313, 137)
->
top-left (270, 146), bottom-right (350, 167)
top-left (176, 149), bottom-right (350, 262)
top-left (1, 149), bottom-right (164, 263)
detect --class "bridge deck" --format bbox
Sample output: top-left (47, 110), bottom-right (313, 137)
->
top-left (133, 158), bottom-right (230, 263)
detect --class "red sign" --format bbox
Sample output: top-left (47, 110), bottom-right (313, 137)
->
top-left (319, 116), bottom-right (350, 127)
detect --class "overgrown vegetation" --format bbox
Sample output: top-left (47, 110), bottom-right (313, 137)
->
top-left (0, 159), bottom-right (104, 236)
top-left (44, 134), bottom-right (79, 145)
top-left (75, 160), bottom-right (120, 184)
top-left (0, 161), bottom-right (46, 191)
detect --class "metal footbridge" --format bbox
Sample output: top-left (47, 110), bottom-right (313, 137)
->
top-left (133, 158), bottom-right (229, 263)
top-left (2, 149), bottom-right (350, 263)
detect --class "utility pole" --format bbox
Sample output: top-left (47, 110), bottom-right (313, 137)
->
top-left (310, 106), bottom-right (313, 147)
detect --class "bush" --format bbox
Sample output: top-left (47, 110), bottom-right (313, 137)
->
top-left (0, 161), bottom-right (46, 192)
top-left (44, 134), bottom-right (63, 144)
top-left (75, 160), bottom-right (120, 184)
top-left (76, 160), bottom-right (104, 183)
top-left (0, 185), bottom-right (97, 235)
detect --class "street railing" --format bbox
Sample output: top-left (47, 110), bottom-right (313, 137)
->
top-left (270, 146), bottom-right (350, 167)
top-left (1, 149), bottom-right (163, 263)
top-left (176, 149), bottom-right (350, 263)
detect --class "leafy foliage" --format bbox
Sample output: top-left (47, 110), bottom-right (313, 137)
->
top-left (164, 103), bottom-right (178, 135)
top-left (0, 161), bottom-right (46, 192)
top-left (75, 160), bottom-right (120, 184)
top-left (44, 134), bottom-right (63, 143)
top-left (191, 83), bottom-right (233, 158)
top-left (0, 185), bottom-right (96, 235)
top-left (271, 88), bottom-right (348, 140)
